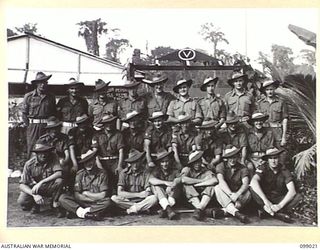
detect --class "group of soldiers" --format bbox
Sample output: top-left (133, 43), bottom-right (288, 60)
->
top-left (17, 69), bottom-right (302, 224)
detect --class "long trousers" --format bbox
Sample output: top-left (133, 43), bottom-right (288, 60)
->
top-left (215, 185), bottom-right (251, 209)
top-left (111, 195), bottom-right (157, 212)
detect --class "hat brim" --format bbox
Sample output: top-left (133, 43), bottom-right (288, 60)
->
top-left (79, 152), bottom-right (97, 164)
top-left (197, 121), bottom-right (218, 129)
top-left (225, 118), bottom-right (240, 124)
top-left (101, 116), bottom-right (118, 124)
top-left (31, 74), bottom-right (52, 84)
top-left (125, 152), bottom-right (146, 163)
top-left (123, 81), bottom-right (141, 89)
top-left (261, 148), bottom-right (285, 161)
top-left (155, 151), bottom-right (174, 162)
top-left (32, 145), bottom-right (55, 153)
top-left (176, 116), bottom-right (191, 124)
top-left (65, 82), bottom-right (84, 88)
top-left (149, 114), bottom-right (168, 121)
top-left (187, 151), bottom-right (204, 166)
top-left (222, 148), bottom-right (242, 158)
top-left (260, 80), bottom-right (280, 92)
top-left (122, 113), bottom-right (141, 122)
top-left (200, 77), bottom-right (219, 91)
top-left (173, 80), bottom-right (193, 93)
top-left (95, 81), bottom-right (111, 92)
top-left (248, 115), bottom-right (269, 126)
top-left (142, 77), bottom-right (168, 86)
top-left (45, 121), bottom-right (62, 129)
top-left (75, 117), bottom-right (90, 125)
top-left (227, 74), bottom-right (248, 86)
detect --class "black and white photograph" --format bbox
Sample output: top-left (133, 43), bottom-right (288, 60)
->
top-left (6, 7), bottom-right (317, 228)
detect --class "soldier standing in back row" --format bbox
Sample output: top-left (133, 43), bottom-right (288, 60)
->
top-left (88, 79), bottom-right (118, 129)
top-left (22, 72), bottom-right (56, 157)
top-left (56, 78), bottom-right (88, 134)
top-left (257, 79), bottom-right (289, 165)
top-left (167, 79), bottom-right (203, 125)
top-left (198, 76), bottom-right (226, 128)
top-left (142, 73), bottom-right (176, 117)
top-left (224, 69), bottom-right (255, 128)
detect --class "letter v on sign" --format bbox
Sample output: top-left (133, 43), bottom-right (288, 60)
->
top-left (178, 49), bottom-right (196, 61)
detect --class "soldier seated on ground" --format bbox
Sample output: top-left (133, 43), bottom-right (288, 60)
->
top-left (149, 150), bottom-right (181, 220)
top-left (111, 149), bottom-right (158, 215)
top-left (58, 150), bottom-right (113, 221)
top-left (250, 148), bottom-right (302, 223)
top-left (17, 143), bottom-right (63, 216)
top-left (181, 151), bottom-right (218, 221)
top-left (213, 146), bottom-right (251, 224)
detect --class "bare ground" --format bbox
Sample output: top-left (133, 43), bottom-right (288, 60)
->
top-left (7, 178), bottom-right (314, 228)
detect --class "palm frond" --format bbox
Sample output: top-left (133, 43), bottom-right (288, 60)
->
top-left (279, 74), bottom-right (316, 137)
top-left (293, 144), bottom-right (317, 180)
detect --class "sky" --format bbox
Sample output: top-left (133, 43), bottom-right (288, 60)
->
top-left (5, 8), bottom-right (318, 69)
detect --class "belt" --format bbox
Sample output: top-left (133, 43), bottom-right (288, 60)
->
top-left (99, 156), bottom-right (119, 160)
top-left (268, 123), bottom-right (282, 128)
top-left (62, 122), bottom-right (77, 127)
top-left (29, 118), bottom-right (48, 124)
top-left (250, 152), bottom-right (265, 158)
top-left (179, 153), bottom-right (189, 157)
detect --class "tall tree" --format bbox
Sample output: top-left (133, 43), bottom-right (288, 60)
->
top-left (77, 18), bottom-right (109, 56)
top-left (199, 22), bottom-right (229, 57)
top-left (105, 38), bottom-right (131, 63)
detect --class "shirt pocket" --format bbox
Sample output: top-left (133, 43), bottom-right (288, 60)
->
top-left (242, 99), bottom-right (252, 113)
top-left (271, 105), bottom-right (282, 121)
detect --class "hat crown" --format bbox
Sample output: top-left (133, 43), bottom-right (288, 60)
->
top-left (128, 149), bottom-right (140, 158)
top-left (151, 111), bottom-right (165, 118)
top-left (76, 114), bottom-right (89, 123)
top-left (189, 151), bottom-right (201, 161)
top-left (203, 77), bottom-right (218, 85)
top-left (126, 110), bottom-right (139, 119)
top-left (176, 79), bottom-right (190, 86)
top-left (46, 116), bottom-right (61, 126)
top-left (156, 149), bottom-right (172, 160)
top-left (251, 112), bottom-right (266, 119)
top-left (80, 150), bottom-right (95, 161)
top-left (223, 146), bottom-right (239, 156)
top-left (35, 72), bottom-right (47, 80)
top-left (265, 148), bottom-right (280, 155)
top-left (33, 143), bottom-right (53, 152)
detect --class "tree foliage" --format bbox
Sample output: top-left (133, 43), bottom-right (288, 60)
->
top-left (13, 23), bottom-right (40, 36)
top-left (77, 18), bottom-right (109, 56)
top-left (199, 22), bottom-right (229, 57)
top-left (105, 38), bottom-right (131, 63)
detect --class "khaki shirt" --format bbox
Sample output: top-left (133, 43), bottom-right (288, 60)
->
top-left (88, 99), bottom-right (118, 125)
top-left (198, 96), bottom-right (226, 121)
top-left (20, 154), bottom-right (62, 185)
top-left (224, 90), bottom-right (255, 118)
top-left (247, 128), bottom-right (275, 153)
top-left (57, 96), bottom-right (88, 122)
top-left (118, 167), bottom-right (151, 192)
top-left (22, 89), bottom-right (56, 119)
top-left (92, 130), bottom-right (124, 157)
top-left (118, 96), bottom-right (147, 119)
top-left (74, 167), bottom-right (108, 193)
top-left (37, 132), bottom-right (69, 158)
top-left (181, 166), bottom-right (214, 180)
top-left (257, 96), bottom-right (289, 123)
top-left (146, 91), bottom-right (176, 117)
top-left (167, 97), bottom-right (203, 120)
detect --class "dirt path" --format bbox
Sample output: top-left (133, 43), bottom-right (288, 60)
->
top-left (7, 179), bottom-right (312, 227)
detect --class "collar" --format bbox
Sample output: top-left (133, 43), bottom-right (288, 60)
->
top-left (178, 96), bottom-right (192, 103)
top-left (205, 95), bottom-right (217, 101)
top-left (84, 165), bottom-right (99, 175)
top-left (126, 167), bottom-right (144, 176)
top-left (32, 89), bottom-right (47, 97)
top-left (231, 89), bottom-right (247, 97)
top-left (260, 95), bottom-right (280, 103)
